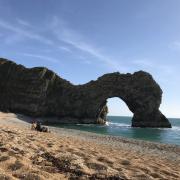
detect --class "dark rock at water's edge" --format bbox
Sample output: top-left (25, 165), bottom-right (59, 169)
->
top-left (0, 58), bottom-right (171, 128)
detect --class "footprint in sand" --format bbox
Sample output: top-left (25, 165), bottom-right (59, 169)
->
top-left (120, 159), bottom-right (131, 166)
top-left (8, 160), bottom-right (24, 171)
top-left (86, 161), bottom-right (108, 171)
top-left (47, 143), bottom-right (54, 148)
top-left (11, 147), bottom-right (25, 155)
top-left (150, 172), bottom-right (166, 179)
top-left (97, 156), bottom-right (114, 165)
top-left (0, 155), bottom-right (10, 162)
top-left (0, 147), bottom-right (8, 153)
top-left (66, 148), bottom-right (76, 153)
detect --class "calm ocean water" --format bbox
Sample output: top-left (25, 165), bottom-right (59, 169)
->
top-left (54, 116), bottom-right (180, 145)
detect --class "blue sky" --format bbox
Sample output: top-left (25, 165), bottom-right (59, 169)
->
top-left (0, 0), bottom-right (180, 117)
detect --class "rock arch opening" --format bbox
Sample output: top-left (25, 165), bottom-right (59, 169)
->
top-left (107, 97), bottom-right (133, 117)
top-left (96, 97), bottom-right (133, 124)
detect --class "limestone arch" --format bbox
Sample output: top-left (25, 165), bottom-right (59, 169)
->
top-left (89, 72), bottom-right (171, 128)
top-left (0, 59), bottom-right (172, 128)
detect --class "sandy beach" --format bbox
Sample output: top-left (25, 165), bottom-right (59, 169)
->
top-left (0, 112), bottom-right (179, 179)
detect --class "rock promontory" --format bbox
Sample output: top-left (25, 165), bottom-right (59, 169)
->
top-left (0, 58), bottom-right (171, 127)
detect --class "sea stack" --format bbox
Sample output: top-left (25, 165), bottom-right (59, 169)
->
top-left (0, 58), bottom-right (171, 128)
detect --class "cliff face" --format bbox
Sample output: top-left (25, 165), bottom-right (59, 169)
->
top-left (0, 58), bottom-right (171, 127)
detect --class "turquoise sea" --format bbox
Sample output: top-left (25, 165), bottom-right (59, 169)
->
top-left (55, 116), bottom-right (180, 145)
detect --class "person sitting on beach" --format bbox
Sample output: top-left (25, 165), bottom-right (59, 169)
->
top-left (35, 121), bottom-right (42, 132)
top-left (41, 126), bottom-right (49, 132)
top-left (31, 121), bottom-right (37, 130)
top-left (34, 121), bottom-right (50, 133)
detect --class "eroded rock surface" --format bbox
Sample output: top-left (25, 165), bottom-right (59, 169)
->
top-left (0, 58), bottom-right (171, 127)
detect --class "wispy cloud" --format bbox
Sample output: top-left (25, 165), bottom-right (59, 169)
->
top-left (51, 16), bottom-right (125, 71)
top-left (21, 53), bottom-right (59, 63)
top-left (0, 16), bottom-right (127, 71)
top-left (0, 18), bottom-right (75, 59)
top-left (16, 18), bottom-right (31, 27)
top-left (58, 46), bottom-right (72, 53)
top-left (0, 19), bottom-right (53, 45)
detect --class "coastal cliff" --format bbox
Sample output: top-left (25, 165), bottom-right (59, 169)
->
top-left (0, 58), bottom-right (171, 128)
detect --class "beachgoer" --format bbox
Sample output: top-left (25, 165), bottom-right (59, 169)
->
top-left (31, 120), bottom-right (37, 130)
top-left (41, 126), bottom-right (49, 132)
top-left (35, 121), bottom-right (42, 132)
top-left (32, 121), bottom-right (50, 133)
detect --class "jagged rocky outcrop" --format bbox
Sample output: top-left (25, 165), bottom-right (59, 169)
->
top-left (0, 58), bottom-right (171, 128)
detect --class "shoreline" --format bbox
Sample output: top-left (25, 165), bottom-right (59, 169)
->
top-left (1, 112), bottom-right (180, 160)
top-left (0, 112), bottom-right (180, 179)
top-left (47, 127), bottom-right (180, 166)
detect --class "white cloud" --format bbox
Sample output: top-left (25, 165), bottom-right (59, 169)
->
top-left (21, 53), bottom-right (59, 63)
top-left (0, 17), bottom-right (128, 71)
top-left (58, 46), bottom-right (72, 53)
top-left (0, 19), bottom-right (53, 45)
top-left (16, 18), bottom-right (31, 27)
top-left (0, 18), bottom-right (73, 57)
top-left (51, 16), bottom-right (126, 71)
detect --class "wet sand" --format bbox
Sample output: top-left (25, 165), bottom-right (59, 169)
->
top-left (0, 112), bottom-right (179, 179)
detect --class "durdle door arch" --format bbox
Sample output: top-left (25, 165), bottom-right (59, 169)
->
top-left (90, 73), bottom-right (171, 128)
top-left (0, 58), bottom-right (171, 128)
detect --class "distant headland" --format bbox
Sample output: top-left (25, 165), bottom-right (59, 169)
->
top-left (0, 58), bottom-right (171, 128)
